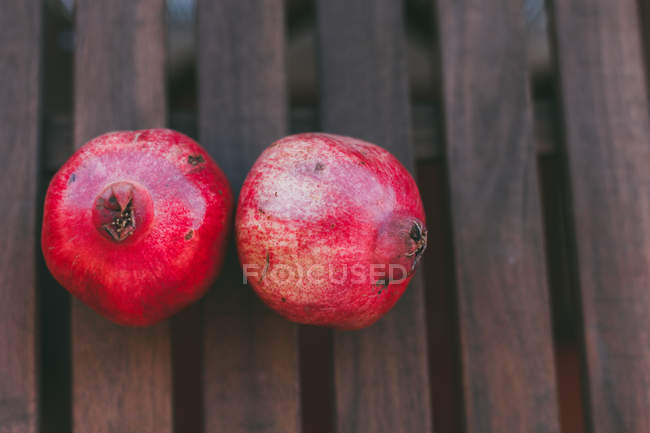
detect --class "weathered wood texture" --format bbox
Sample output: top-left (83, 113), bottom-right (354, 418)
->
top-left (197, 1), bottom-right (301, 432)
top-left (549, 0), bottom-right (650, 431)
top-left (72, 1), bottom-right (171, 432)
top-left (640, 0), bottom-right (650, 92)
top-left (0, 1), bottom-right (41, 432)
top-left (317, 1), bottom-right (432, 432)
top-left (435, 1), bottom-right (561, 432)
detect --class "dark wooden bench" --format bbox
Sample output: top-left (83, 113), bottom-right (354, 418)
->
top-left (1, 1), bottom-right (649, 432)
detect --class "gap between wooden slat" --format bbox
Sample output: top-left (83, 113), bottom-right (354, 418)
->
top-left (537, 151), bottom-right (587, 433)
top-left (39, 4), bottom-right (75, 433)
top-left (416, 160), bottom-right (463, 433)
top-left (165, 3), bottom-right (206, 432)
top-left (299, 326), bottom-right (335, 433)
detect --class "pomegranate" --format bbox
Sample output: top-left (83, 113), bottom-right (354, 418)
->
top-left (236, 133), bottom-right (426, 329)
top-left (42, 129), bottom-right (232, 326)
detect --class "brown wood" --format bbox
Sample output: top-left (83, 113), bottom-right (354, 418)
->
top-left (197, 1), bottom-right (301, 432)
top-left (0, 1), bottom-right (41, 432)
top-left (317, 1), bottom-right (432, 432)
top-left (549, 0), bottom-right (650, 431)
top-left (435, 1), bottom-right (561, 432)
top-left (72, 1), bottom-right (171, 432)
top-left (46, 101), bottom-right (557, 172)
top-left (640, 0), bottom-right (650, 93)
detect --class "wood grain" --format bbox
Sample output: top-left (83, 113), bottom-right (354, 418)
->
top-left (435, 0), bottom-right (561, 432)
top-left (197, 1), bottom-right (301, 432)
top-left (72, 1), bottom-right (171, 432)
top-left (640, 0), bottom-right (650, 94)
top-left (317, 1), bottom-right (432, 432)
top-left (0, 1), bottom-right (41, 432)
top-left (549, 0), bottom-right (650, 431)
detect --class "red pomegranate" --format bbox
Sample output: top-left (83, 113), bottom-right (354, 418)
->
top-left (42, 129), bottom-right (232, 326)
top-left (236, 133), bottom-right (426, 329)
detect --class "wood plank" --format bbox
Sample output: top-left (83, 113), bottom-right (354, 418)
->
top-left (72, 2), bottom-right (171, 432)
top-left (0, 1), bottom-right (41, 432)
top-left (644, 0), bottom-right (650, 208)
top-left (197, 1), bottom-right (301, 432)
top-left (317, 1), bottom-right (432, 432)
top-left (434, 0), bottom-right (561, 432)
top-left (641, 0), bottom-right (650, 93)
top-left (549, 0), bottom-right (650, 431)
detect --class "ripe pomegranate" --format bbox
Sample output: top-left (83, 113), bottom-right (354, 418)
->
top-left (236, 133), bottom-right (426, 329)
top-left (42, 129), bottom-right (232, 326)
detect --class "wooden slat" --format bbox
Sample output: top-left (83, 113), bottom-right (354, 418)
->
top-left (549, 0), bottom-right (650, 431)
top-left (0, 1), bottom-right (41, 432)
top-left (72, 2), bottom-right (171, 432)
top-left (317, 1), bottom-right (432, 432)
top-left (197, 1), bottom-right (301, 432)
top-left (641, 0), bottom-right (650, 92)
top-left (435, 1), bottom-right (561, 432)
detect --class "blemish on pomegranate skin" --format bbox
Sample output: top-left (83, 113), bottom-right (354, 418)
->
top-left (281, 297), bottom-right (286, 302)
top-left (184, 230), bottom-right (194, 240)
top-left (68, 173), bottom-right (76, 184)
top-left (187, 154), bottom-right (205, 166)
top-left (314, 162), bottom-right (325, 172)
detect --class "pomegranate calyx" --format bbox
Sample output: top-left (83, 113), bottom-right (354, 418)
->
top-left (102, 197), bottom-right (135, 241)
top-left (93, 181), bottom-right (150, 243)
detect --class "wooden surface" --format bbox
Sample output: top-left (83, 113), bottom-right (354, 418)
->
top-left (197, 1), bottom-right (301, 432)
top-left (435, 1), bottom-right (561, 432)
top-left (641, 0), bottom-right (650, 94)
top-left (72, 1), bottom-right (171, 432)
top-left (1, 1), bottom-right (648, 431)
top-left (549, 0), bottom-right (650, 431)
top-left (0, 1), bottom-right (41, 432)
top-left (317, 1), bottom-right (433, 432)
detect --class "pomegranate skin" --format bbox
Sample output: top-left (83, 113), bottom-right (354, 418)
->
top-left (236, 133), bottom-right (427, 329)
top-left (42, 129), bottom-right (233, 326)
